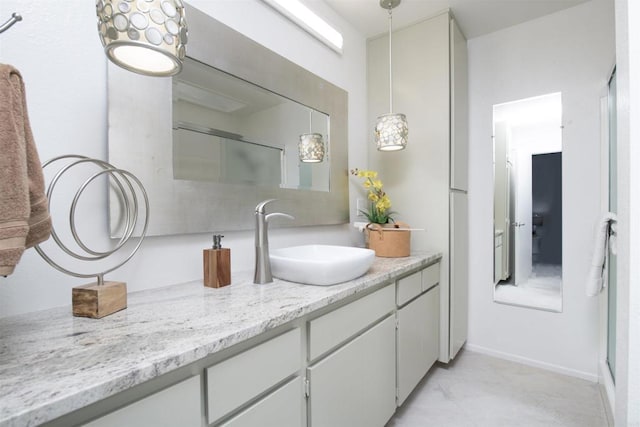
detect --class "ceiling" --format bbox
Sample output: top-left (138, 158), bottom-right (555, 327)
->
top-left (322, 0), bottom-right (590, 39)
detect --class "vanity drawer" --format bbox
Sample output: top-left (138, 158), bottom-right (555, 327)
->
top-left (83, 376), bottom-right (201, 427)
top-left (422, 262), bottom-right (440, 292)
top-left (396, 270), bottom-right (422, 306)
top-left (219, 377), bottom-right (303, 427)
top-left (309, 284), bottom-right (394, 361)
top-left (206, 328), bottom-right (301, 424)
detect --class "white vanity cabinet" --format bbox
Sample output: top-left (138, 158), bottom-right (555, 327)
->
top-left (396, 264), bottom-right (440, 406)
top-left (307, 285), bottom-right (396, 427)
top-left (36, 257), bottom-right (443, 427)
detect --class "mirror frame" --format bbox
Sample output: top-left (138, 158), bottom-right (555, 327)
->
top-left (107, 3), bottom-right (349, 237)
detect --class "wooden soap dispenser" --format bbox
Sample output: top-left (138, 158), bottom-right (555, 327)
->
top-left (203, 234), bottom-right (231, 288)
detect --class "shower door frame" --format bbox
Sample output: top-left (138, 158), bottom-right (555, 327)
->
top-left (597, 66), bottom-right (617, 417)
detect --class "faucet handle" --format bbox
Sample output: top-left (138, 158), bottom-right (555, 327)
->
top-left (255, 199), bottom-right (277, 213)
top-left (265, 212), bottom-right (295, 223)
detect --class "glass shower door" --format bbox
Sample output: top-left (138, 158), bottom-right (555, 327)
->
top-left (607, 69), bottom-right (617, 380)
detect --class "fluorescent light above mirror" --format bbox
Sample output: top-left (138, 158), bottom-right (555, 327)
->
top-left (262, 0), bottom-right (344, 54)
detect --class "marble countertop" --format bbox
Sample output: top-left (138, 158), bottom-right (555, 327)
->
top-left (0, 252), bottom-right (441, 427)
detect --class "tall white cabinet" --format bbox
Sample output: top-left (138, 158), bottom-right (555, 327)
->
top-left (368, 11), bottom-right (468, 363)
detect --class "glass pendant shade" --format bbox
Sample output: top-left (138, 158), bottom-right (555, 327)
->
top-left (299, 133), bottom-right (325, 163)
top-left (96, 0), bottom-right (188, 77)
top-left (375, 113), bottom-right (408, 151)
top-left (376, 0), bottom-right (407, 152)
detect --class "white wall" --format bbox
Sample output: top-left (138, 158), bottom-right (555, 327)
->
top-left (613, 0), bottom-right (640, 423)
top-left (0, 0), bottom-right (368, 317)
top-left (466, 0), bottom-right (615, 380)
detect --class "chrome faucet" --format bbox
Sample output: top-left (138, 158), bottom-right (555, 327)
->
top-left (254, 199), bottom-right (294, 284)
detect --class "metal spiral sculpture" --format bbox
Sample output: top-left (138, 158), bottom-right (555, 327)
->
top-left (35, 155), bottom-right (149, 286)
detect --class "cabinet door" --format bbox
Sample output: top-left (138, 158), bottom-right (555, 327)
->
top-left (221, 377), bottom-right (303, 427)
top-left (450, 192), bottom-right (468, 360)
top-left (450, 17), bottom-right (468, 191)
top-left (397, 286), bottom-right (440, 406)
top-left (307, 316), bottom-right (396, 427)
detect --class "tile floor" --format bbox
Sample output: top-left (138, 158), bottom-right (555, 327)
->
top-left (386, 350), bottom-right (609, 427)
top-left (494, 263), bottom-right (562, 312)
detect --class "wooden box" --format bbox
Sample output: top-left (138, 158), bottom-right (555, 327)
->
top-left (72, 281), bottom-right (127, 319)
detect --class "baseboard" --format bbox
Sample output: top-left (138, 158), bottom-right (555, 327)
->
top-left (598, 360), bottom-right (615, 426)
top-left (465, 343), bottom-right (598, 382)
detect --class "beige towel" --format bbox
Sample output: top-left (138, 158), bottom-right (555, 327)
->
top-left (0, 64), bottom-right (51, 276)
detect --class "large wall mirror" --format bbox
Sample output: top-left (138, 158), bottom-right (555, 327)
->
top-left (493, 93), bottom-right (563, 312)
top-left (108, 3), bottom-right (348, 237)
top-left (173, 57), bottom-right (330, 192)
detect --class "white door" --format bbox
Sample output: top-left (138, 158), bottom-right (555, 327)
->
top-left (513, 149), bottom-right (533, 285)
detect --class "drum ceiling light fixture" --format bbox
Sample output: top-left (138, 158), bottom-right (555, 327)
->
top-left (96, 0), bottom-right (188, 77)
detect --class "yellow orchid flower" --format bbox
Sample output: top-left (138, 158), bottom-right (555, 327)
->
top-left (350, 168), bottom-right (396, 224)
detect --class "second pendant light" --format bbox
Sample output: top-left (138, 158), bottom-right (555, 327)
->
top-left (375, 0), bottom-right (408, 152)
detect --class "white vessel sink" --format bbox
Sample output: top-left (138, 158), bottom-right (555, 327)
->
top-left (270, 245), bottom-right (375, 286)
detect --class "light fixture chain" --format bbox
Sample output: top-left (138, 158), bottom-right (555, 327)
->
top-left (388, 7), bottom-right (393, 113)
top-left (375, 0), bottom-right (407, 152)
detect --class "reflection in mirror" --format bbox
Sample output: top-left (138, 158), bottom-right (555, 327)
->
top-left (493, 93), bottom-right (563, 312)
top-left (172, 126), bottom-right (284, 187)
top-left (172, 58), bottom-right (330, 191)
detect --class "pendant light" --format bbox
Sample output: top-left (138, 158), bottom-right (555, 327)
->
top-left (299, 110), bottom-right (325, 163)
top-left (375, 0), bottom-right (408, 151)
top-left (96, 0), bottom-right (188, 77)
